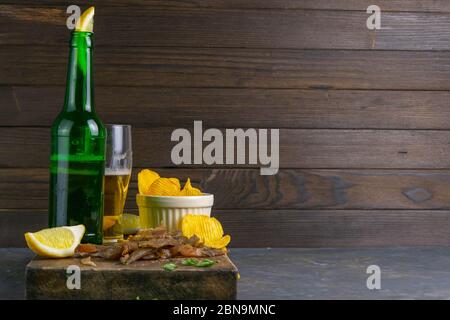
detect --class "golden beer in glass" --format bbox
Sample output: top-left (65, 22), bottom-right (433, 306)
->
top-left (103, 125), bottom-right (132, 242)
top-left (103, 170), bottom-right (131, 241)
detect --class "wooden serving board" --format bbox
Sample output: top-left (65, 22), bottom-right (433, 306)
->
top-left (26, 255), bottom-right (238, 300)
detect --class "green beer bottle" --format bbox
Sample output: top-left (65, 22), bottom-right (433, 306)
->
top-left (49, 8), bottom-right (105, 244)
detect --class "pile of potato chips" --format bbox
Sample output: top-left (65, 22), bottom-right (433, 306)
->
top-left (137, 169), bottom-right (231, 249)
top-left (138, 169), bottom-right (203, 196)
top-left (181, 214), bottom-right (231, 249)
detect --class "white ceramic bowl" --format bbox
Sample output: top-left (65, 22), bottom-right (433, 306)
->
top-left (136, 193), bottom-right (214, 231)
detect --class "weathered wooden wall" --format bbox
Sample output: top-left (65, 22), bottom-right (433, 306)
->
top-left (2, 1), bottom-right (450, 247)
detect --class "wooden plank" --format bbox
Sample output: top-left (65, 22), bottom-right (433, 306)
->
top-left (3, 5), bottom-right (450, 50)
top-left (4, 168), bottom-right (450, 211)
top-left (232, 247), bottom-right (450, 300)
top-left (0, 210), bottom-right (47, 247)
top-left (3, 1), bottom-right (450, 12)
top-left (216, 209), bottom-right (450, 247)
top-left (5, 87), bottom-right (450, 129)
top-left (1, 127), bottom-right (450, 169)
top-left (3, 46), bottom-right (450, 90)
top-left (6, 209), bottom-right (450, 247)
top-left (6, 247), bottom-right (450, 300)
top-left (26, 255), bottom-right (238, 300)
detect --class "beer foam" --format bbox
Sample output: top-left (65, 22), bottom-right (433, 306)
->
top-left (105, 168), bottom-right (132, 176)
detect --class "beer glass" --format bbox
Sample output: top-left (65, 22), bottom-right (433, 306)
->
top-left (103, 124), bottom-right (132, 243)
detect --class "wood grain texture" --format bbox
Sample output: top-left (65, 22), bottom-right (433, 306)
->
top-left (0, 210), bottom-right (47, 247)
top-left (5, 209), bottom-right (450, 247)
top-left (9, 247), bottom-right (450, 300)
top-left (1, 127), bottom-right (450, 169)
top-left (26, 255), bottom-right (237, 300)
top-left (3, 4), bottom-right (450, 50)
top-left (3, 46), bottom-right (450, 90)
top-left (3, 168), bottom-right (450, 211)
top-left (3, 1), bottom-right (450, 12)
top-left (4, 87), bottom-right (450, 129)
top-left (2, 0), bottom-right (450, 248)
top-left (216, 210), bottom-right (450, 247)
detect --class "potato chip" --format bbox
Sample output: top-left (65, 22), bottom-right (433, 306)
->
top-left (179, 178), bottom-right (203, 196)
top-left (169, 178), bottom-right (181, 190)
top-left (181, 214), bottom-right (231, 249)
top-left (147, 177), bottom-right (181, 196)
top-left (138, 169), bottom-right (160, 195)
top-left (205, 235), bottom-right (231, 249)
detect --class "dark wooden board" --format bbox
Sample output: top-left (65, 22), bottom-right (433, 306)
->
top-left (5, 87), bottom-right (450, 129)
top-left (7, 209), bottom-right (450, 247)
top-left (4, 168), bottom-right (450, 210)
top-left (1, 127), bottom-right (450, 169)
top-left (3, 4), bottom-right (450, 50)
top-left (26, 255), bottom-right (237, 299)
top-left (3, 1), bottom-right (450, 12)
top-left (0, 210), bottom-right (48, 247)
top-left (232, 247), bottom-right (450, 300)
top-left (10, 247), bottom-right (450, 300)
top-left (4, 46), bottom-right (450, 90)
top-left (211, 209), bottom-right (450, 247)
top-left (2, 0), bottom-right (450, 249)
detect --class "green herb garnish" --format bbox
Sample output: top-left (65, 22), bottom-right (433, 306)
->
top-left (163, 262), bottom-right (177, 271)
top-left (164, 259), bottom-right (216, 270)
top-left (195, 259), bottom-right (215, 267)
top-left (181, 258), bottom-right (199, 266)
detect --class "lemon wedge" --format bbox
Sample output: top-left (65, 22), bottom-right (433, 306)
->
top-left (24, 225), bottom-right (85, 258)
top-left (122, 213), bottom-right (141, 235)
top-left (75, 7), bottom-right (95, 33)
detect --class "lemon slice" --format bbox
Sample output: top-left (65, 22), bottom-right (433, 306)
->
top-left (75, 7), bottom-right (95, 33)
top-left (122, 213), bottom-right (141, 235)
top-left (24, 225), bottom-right (85, 258)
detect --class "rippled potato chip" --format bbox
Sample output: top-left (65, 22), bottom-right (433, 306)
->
top-left (138, 169), bottom-right (160, 195)
top-left (147, 177), bottom-right (181, 196)
top-left (206, 235), bottom-right (231, 249)
top-left (138, 170), bottom-right (203, 197)
top-left (181, 214), bottom-right (231, 249)
top-left (169, 178), bottom-right (181, 190)
top-left (179, 178), bottom-right (203, 196)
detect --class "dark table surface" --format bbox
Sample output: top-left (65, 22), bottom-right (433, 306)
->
top-left (3, 247), bottom-right (450, 300)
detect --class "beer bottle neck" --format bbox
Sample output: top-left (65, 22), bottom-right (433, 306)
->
top-left (63, 32), bottom-right (95, 113)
